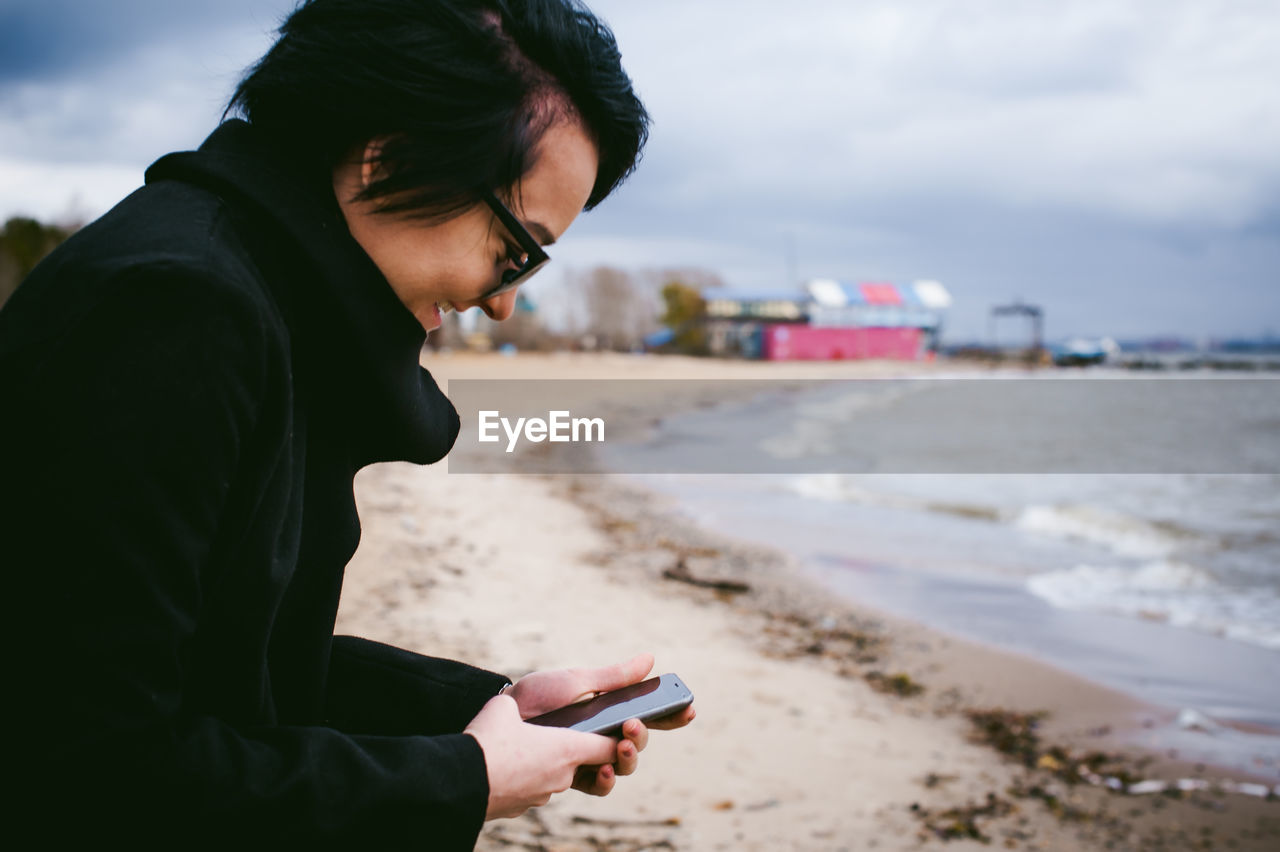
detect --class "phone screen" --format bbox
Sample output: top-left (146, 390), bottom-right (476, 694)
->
top-left (526, 673), bottom-right (693, 736)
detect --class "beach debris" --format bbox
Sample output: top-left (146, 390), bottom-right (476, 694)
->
top-left (655, 538), bottom-right (721, 559)
top-left (479, 814), bottom-right (681, 852)
top-left (661, 557), bottom-right (751, 596)
top-left (567, 816), bottom-right (682, 828)
top-left (965, 709), bottom-right (1146, 789)
top-left (1112, 779), bottom-right (1280, 799)
top-left (965, 709), bottom-right (1048, 768)
top-left (921, 772), bottom-right (959, 789)
top-left (1175, 707), bottom-right (1224, 734)
top-left (712, 800), bottom-right (735, 811)
top-left (1035, 753), bottom-right (1061, 772)
top-left (963, 706), bottom-right (1277, 812)
top-left (910, 793), bottom-right (1016, 843)
top-left (758, 610), bottom-right (884, 665)
top-left (864, 670), bottom-right (925, 698)
top-left (1006, 780), bottom-right (1092, 823)
top-left (598, 516), bottom-right (637, 534)
top-left (1125, 780), bottom-right (1167, 795)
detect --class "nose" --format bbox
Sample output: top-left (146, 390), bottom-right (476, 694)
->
top-left (453, 289), bottom-right (518, 322)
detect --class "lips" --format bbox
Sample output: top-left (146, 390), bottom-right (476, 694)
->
top-left (423, 301), bottom-right (454, 333)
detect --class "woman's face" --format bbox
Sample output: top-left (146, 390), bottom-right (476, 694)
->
top-left (334, 118), bottom-right (599, 332)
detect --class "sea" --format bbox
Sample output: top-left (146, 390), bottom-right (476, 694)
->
top-left (598, 369), bottom-right (1280, 775)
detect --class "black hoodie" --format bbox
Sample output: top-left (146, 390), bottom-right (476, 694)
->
top-left (1, 120), bottom-right (506, 847)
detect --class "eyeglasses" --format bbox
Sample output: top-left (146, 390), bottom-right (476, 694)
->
top-left (482, 190), bottom-right (550, 298)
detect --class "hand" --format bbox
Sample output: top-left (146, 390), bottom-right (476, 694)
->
top-left (505, 653), bottom-right (697, 797)
top-left (464, 694), bottom-right (617, 820)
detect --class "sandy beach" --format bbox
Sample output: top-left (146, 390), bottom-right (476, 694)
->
top-left (337, 352), bottom-right (1280, 851)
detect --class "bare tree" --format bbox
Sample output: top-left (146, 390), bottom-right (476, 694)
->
top-left (570, 266), bottom-right (660, 351)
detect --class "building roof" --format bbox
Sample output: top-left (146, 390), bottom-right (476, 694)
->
top-left (805, 278), bottom-right (951, 310)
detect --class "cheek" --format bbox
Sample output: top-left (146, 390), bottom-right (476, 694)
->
top-left (383, 240), bottom-right (492, 304)
top-left (440, 249), bottom-right (500, 299)
top-left (359, 212), bottom-right (501, 306)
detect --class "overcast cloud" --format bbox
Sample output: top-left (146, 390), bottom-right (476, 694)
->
top-left (2, 0), bottom-right (1277, 341)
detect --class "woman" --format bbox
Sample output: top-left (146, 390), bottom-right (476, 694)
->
top-left (1, 0), bottom-right (692, 846)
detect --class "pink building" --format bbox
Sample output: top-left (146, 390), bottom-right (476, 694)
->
top-left (702, 279), bottom-right (952, 362)
top-left (761, 325), bottom-right (925, 361)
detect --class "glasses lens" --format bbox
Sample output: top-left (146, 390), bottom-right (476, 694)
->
top-left (493, 256), bottom-right (547, 296)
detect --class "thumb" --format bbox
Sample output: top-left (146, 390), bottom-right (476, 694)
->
top-left (583, 653), bottom-right (655, 694)
top-left (562, 729), bottom-right (619, 767)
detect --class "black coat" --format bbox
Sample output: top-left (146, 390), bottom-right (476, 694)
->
top-left (1, 120), bottom-right (508, 847)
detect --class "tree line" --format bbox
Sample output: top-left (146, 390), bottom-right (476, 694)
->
top-left (0, 217), bottom-right (77, 309)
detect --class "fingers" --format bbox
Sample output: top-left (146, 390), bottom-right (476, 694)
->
top-left (622, 718), bottom-right (650, 751)
top-left (573, 763), bottom-right (616, 797)
top-left (644, 704), bottom-right (696, 731)
top-left (562, 708), bottom-right (694, 799)
top-left (615, 718), bottom-right (647, 778)
top-left (582, 652), bottom-right (655, 694)
top-left (615, 738), bottom-right (638, 777)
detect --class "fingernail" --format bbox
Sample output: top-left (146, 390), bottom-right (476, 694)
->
top-left (601, 765), bottom-right (614, 779)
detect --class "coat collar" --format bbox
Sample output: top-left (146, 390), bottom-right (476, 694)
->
top-left (144, 120), bottom-right (459, 469)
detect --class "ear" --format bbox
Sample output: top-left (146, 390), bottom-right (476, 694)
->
top-left (360, 137), bottom-right (389, 189)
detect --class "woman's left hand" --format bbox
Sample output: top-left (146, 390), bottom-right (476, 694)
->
top-left (504, 652), bottom-right (696, 796)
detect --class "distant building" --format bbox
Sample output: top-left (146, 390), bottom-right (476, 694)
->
top-left (702, 279), bottom-right (952, 361)
top-left (704, 289), bottom-right (808, 358)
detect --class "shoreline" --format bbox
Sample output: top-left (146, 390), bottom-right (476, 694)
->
top-left (551, 471), bottom-right (1279, 785)
top-left (436, 352), bottom-right (1279, 740)
top-left (336, 351), bottom-right (1280, 849)
top-left (433, 351), bottom-right (1280, 771)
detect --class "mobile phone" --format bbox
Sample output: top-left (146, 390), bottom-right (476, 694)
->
top-left (525, 673), bottom-right (694, 736)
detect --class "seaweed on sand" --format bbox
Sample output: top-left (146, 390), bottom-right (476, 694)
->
top-left (910, 793), bottom-right (1016, 843)
top-left (965, 709), bottom-right (1138, 788)
top-left (865, 670), bottom-right (926, 698)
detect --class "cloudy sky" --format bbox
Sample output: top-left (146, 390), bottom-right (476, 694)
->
top-left (2, 0), bottom-right (1278, 342)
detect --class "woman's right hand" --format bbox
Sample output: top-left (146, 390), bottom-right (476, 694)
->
top-left (464, 694), bottom-right (618, 820)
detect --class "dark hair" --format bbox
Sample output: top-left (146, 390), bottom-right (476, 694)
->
top-left (226, 0), bottom-right (649, 219)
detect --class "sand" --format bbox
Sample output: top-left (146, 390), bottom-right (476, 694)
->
top-left (336, 352), bottom-right (1280, 851)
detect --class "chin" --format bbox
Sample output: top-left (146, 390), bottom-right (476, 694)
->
top-left (417, 301), bottom-right (445, 333)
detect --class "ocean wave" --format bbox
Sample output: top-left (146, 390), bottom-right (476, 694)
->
top-left (1026, 561), bottom-right (1280, 650)
top-left (1013, 503), bottom-right (1200, 559)
top-left (786, 474), bottom-right (1004, 522)
top-left (787, 473), bottom-right (888, 507)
